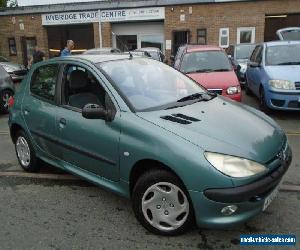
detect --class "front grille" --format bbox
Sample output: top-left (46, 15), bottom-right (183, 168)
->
top-left (295, 82), bottom-right (300, 90)
top-left (208, 89), bottom-right (222, 95)
top-left (288, 101), bottom-right (300, 108)
top-left (271, 99), bottom-right (285, 107)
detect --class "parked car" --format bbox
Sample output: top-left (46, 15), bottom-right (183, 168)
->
top-left (246, 41), bottom-right (300, 112)
top-left (174, 45), bottom-right (241, 101)
top-left (126, 51), bottom-right (152, 58)
top-left (226, 44), bottom-right (256, 83)
top-left (276, 27), bottom-right (300, 41)
top-left (0, 56), bottom-right (27, 82)
top-left (83, 47), bottom-right (121, 55)
top-left (134, 47), bottom-right (165, 62)
top-left (9, 54), bottom-right (292, 235)
top-left (0, 65), bottom-right (15, 114)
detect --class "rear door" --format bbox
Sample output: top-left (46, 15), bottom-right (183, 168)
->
top-left (22, 63), bottom-right (62, 159)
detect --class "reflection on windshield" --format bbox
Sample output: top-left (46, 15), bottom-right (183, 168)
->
top-left (266, 44), bottom-right (300, 65)
top-left (99, 58), bottom-right (206, 111)
top-left (180, 51), bottom-right (232, 74)
top-left (236, 45), bottom-right (256, 60)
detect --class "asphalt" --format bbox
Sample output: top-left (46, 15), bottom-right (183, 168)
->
top-left (0, 90), bottom-right (299, 249)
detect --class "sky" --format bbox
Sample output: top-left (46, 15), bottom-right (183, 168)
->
top-left (16, 0), bottom-right (103, 6)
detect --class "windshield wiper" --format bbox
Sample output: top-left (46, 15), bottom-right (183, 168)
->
top-left (211, 68), bottom-right (231, 72)
top-left (276, 62), bottom-right (300, 65)
top-left (177, 92), bottom-right (215, 103)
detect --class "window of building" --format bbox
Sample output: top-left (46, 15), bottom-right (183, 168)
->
top-left (30, 64), bottom-right (58, 102)
top-left (197, 29), bottom-right (207, 45)
top-left (8, 38), bottom-right (17, 56)
top-left (237, 27), bottom-right (255, 44)
top-left (219, 28), bottom-right (229, 48)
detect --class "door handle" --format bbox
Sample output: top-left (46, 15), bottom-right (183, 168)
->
top-left (59, 118), bottom-right (67, 128)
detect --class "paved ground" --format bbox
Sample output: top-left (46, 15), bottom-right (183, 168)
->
top-left (0, 90), bottom-right (299, 249)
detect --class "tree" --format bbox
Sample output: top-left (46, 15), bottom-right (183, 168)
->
top-left (0, 0), bottom-right (8, 8)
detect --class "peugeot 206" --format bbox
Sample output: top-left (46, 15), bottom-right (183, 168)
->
top-left (8, 54), bottom-right (292, 235)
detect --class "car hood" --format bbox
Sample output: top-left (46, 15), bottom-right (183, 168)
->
top-left (137, 97), bottom-right (285, 164)
top-left (0, 62), bottom-right (24, 72)
top-left (265, 65), bottom-right (300, 82)
top-left (187, 71), bottom-right (239, 89)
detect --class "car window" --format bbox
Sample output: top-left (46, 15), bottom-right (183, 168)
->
top-left (250, 45), bottom-right (261, 62)
top-left (280, 30), bottom-right (300, 41)
top-left (180, 51), bottom-right (232, 73)
top-left (174, 46), bottom-right (185, 68)
top-left (235, 45), bottom-right (256, 60)
top-left (30, 64), bottom-right (58, 102)
top-left (62, 64), bottom-right (108, 111)
top-left (254, 46), bottom-right (263, 64)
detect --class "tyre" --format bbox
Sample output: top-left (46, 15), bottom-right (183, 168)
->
top-left (0, 89), bottom-right (14, 114)
top-left (259, 87), bottom-right (271, 114)
top-left (14, 130), bottom-right (41, 172)
top-left (132, 169), bottom-right (194, 236)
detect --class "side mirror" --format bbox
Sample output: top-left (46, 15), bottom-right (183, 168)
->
top-left (82, 104), bottom-right (113, 121)
top-left (249, 61), bottom-right (260, 68)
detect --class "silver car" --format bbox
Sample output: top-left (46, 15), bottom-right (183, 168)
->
top-left (0, 65), bottom-right (15, 114)
top-left (276, 27), bottom-right (300, 41)
top-left (0, 56), bottom-right (27, 82)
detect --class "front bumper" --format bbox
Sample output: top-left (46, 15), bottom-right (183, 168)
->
top-left (223, 93), bottom-right (242, 102)
top-left (190, 148), bottom-right (292, 229)
top-left (267, 90), bottom-right (300, 110)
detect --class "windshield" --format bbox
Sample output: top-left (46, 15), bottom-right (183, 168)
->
top-left (280, 30), bottom-right (300, 41)
top-left (99, 58), bottom-right (206, 111)
top-left (266, 44), bottom-right (300, 65)
top-left (235, 45), bottom-right (256, 60)
top-left (180, 51), bottom-right (232, 74)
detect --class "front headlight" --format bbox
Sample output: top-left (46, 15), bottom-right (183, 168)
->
top-left (269, 80), bottom-right (295, 90)
top-left (204, 152), bottom-right (267, 178)
top-left (226, 86), bottom-right (241, 95)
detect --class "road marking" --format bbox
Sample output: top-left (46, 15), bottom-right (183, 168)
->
top-left (0, 131), bottom-right (9, 135)
top-left (286, 132), bottom-right (300, 136)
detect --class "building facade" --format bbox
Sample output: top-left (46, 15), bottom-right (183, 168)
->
top-left (0, 0), bottom-right (300, 65)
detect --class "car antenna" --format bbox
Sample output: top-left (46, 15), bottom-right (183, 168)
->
top-left (112, 32), bottom-right (133, 60)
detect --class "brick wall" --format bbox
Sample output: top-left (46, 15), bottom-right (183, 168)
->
top-left (1, 0), bottom-right (300, 64)
top-left (164, 0), bottom-right (300, 60)
top-left (0, 14), bottom-right (48, 64)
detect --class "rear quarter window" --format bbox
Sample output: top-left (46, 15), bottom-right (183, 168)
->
top-left (30, 64), bottom-right (58, 102)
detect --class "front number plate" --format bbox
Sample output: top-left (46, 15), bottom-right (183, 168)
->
top-left (263, 187), bottom-right (279, 211)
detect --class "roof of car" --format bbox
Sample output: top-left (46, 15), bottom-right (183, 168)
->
top-left (50, 54), bottom-right (142, 64)
top-left (135, 47), bottom-right (161, 52)
top-left (185, 45), bottom-right (222, 53)
top-left (265, 40), bottom-right (300, 46)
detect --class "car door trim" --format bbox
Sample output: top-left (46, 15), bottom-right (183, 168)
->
top-left (30, 129), bottom-right (116, 166)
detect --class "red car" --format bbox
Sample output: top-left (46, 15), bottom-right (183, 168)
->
top-left (173, 45), bottom-right (241, 102)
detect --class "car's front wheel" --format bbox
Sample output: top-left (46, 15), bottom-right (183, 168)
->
top-left (0, 89), bottom-right (14, 114)
top-left (259, 87), bottom-right (271, 114)
top-left (132, 169), bottom-right (194, 235)
top-left (15, 130), bottom-right (41, 172)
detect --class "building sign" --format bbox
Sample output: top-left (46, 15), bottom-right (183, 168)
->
top-left (100, 7), bottom-right (165, 22)
top-left (42, 11), bottom-right (99, 25)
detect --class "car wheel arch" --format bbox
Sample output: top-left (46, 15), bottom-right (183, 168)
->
top-left (129, 159), bottom-right (186, 196)
top-left (10, 123), bottom-right (25, 143)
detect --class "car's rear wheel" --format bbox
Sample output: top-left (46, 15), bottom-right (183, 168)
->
top-left (0, 89), bottom-right (14, 114)
top-left (132, 169), bottom-right (194, 235)
top-left (259, 87), bottom-right (271, 114)
top-left (15, 130), bottom-right (41, 172)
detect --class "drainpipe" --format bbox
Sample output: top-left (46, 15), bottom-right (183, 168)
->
top-left (98, 9), bottom-right (103, 48)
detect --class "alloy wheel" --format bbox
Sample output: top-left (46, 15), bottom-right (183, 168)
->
top-left (16, 136), bottom-right (31, 167)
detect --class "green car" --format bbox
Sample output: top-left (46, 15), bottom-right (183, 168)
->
top-left (8, 54), bottom-right (292, 235)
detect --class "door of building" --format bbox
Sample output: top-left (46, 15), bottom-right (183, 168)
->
top-left (21, 37), bottom-right (36, 67)
top-left (172, 30), bottom-right (190, 56)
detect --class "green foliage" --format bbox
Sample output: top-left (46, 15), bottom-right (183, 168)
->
top-left (0, 0), bottom-right (8, 8)
top-left (0, 0), bottom-right (17, 7)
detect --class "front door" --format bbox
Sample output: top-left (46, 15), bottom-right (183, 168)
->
top-left (55, 63), bottom-right (120, 181)
top-left (172, 30), bottom-right (190, 57)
